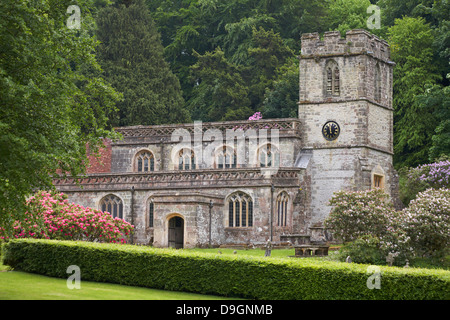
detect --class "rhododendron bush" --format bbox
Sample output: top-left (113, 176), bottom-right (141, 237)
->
top-left (399, 159), bottom-right (450, 205)
top-left (324, 188), bottom-right (395, 243)
top-left (400, 188), bottom-right (450, 256)
top-left (325, 187), bottom-right (450, 264)
top-left (0, 191), bottom-right (134, 243)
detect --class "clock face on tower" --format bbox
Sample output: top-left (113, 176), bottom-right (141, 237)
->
top-left (322, 121), bottom-right (340, 141)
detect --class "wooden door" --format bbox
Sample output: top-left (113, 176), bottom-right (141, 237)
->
top-left (168, 216), bottom-right (184, 249)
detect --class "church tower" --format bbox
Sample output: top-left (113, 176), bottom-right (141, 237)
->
top-left (298, 29), bottom-right (399, 227)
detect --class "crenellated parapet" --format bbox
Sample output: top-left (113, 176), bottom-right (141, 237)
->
top-left (300, 29), bottom-right (393, 64)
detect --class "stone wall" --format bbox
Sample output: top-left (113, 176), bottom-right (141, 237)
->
top-left (298, 29), bottom-right (397, 231)
top-left (61, 181), bottom-right (303, 248)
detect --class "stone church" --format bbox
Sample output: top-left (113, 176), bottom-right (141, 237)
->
top-left (54, 29), bottom-right (399, 249)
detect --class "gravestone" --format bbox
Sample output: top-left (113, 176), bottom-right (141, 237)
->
top-left (265, 240), bottom-right (272, 257)
top-left (386, 253), bottom-right (394, 266)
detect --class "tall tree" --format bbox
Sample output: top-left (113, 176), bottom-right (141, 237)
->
top-left (244, 27), bottom-right (296, 110)
top-left (146, 0), bottom-right (328, 121)
top-left (413, 79), bottom-right (450, 161)
top-left (187, 48), bottom-right (252, 122)
top-left (261, 59), bottom-right (299, 118)
top-left (0, 0), bottom-right (121, 233)
top-left (388, 16), bottom-right (441, 168)
top-left (96, 0), bottom-right (190, 126)
top-left (326, 0), bottom-right (373, 35)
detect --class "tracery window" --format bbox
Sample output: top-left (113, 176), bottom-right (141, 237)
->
top-left (258, 144), bottom-right (280, 168)
top-left (215, 146), bottom-right (237, 169)
top-left (325, 60), bottom-right (340, 96)
top-left (135, 151), bottom-right (155, 172)
top-left (100, 195), bottom-right (124, 220)
top-left (227, 192), bottom-right (253, 228)
top-left (178, 149), bottom-right (196, 170)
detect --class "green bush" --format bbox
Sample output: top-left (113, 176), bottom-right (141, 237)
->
top-left (2, 239), bottom-right (450, 300)
top-left (337, 236), bottom-right (386, 266)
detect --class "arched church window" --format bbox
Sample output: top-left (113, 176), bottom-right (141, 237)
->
top-left (258, 144), bottom-right (280, 168)
top-left (135, 151), bottom-right (155, 172)
top-left (325, 60), bottom-right (340, 96)
top-left (178, 149), bottom-right (196, 170)
top-left (227, 192), bottom-right (253, 228)
top-left (215, 146), bottom-right (237, 169)
top-left (100, 194), bottom-right (124, 220)
top-left (276, 192), bottom-right (289, 227)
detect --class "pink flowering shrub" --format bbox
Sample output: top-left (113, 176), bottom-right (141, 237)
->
top-left (248, 112), bottom-right (263, 121)
top-left (400, 188), bottom-right (450, 257)
top-left (0, 191), bottom-right (134, 244)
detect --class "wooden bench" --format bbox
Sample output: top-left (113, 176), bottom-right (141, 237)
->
top-left (294, 244), bottom-right (329, 257)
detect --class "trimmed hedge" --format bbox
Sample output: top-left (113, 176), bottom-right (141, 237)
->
top-left (2, 239), bottom-right (449, 300)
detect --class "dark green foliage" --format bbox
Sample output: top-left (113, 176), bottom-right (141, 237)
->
top-left (414, 81), bottom-right (450, 162)
top-left (388, 16), bottom-right (442, 168)
top-left (337, 236), bottom-right (387, 266)
top-left (261, 59), bottom-right (299, 118)
top-left (187, 48), bottom-right (251, 122)
top-left (2, 239), bottom-right (449, 300)
top-left (146, 0), bottom-right (328, 120)
top-left (0, 0), bottom-right (121, 234)
top-left (96, 0), bottom-right (190, 126)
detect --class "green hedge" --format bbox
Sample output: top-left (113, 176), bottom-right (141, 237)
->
top-left (2, 239), bottom-right (449, 300)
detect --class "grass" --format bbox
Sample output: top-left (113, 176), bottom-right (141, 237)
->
top-left (0, 255), bottom-right (241, 300)
top-left (184, 247), bottom-right (296, 258)
top-left (0, 268), bottom-right (241, 300)
top-left (184, 247), bottom-right (342, 261)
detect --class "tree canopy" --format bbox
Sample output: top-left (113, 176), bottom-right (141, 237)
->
top-left (1, 0), bottom-right (449, 228)
top-left (95, 0), bottom-right (190, 126)
top-left (0, 0), bottom-right (121, 232)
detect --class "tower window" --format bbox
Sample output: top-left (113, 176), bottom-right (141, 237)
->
top-left (372, 174), bottom-right (384, 189)
top-left (148, 200), bottom-right (154, 228)
top-left (325, 60), bottom-right (340, 96)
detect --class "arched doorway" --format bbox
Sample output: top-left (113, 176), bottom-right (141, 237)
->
top-left (168, 216), bottom-right (184, 249)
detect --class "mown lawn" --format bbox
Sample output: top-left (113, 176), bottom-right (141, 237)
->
top-left (0, 261), bottom-right (240, 300)
top-left (184, 247), bottom-right (341, 261)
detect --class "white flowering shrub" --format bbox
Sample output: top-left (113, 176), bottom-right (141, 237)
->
top-left (325, 188), bottom-right (414, 265)
top-left (324, 188), bottom-right (395, 243)
top-left (401, 188), bottom-right (450, 257)
top-left (326, 187), bottom-right (449, 265)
